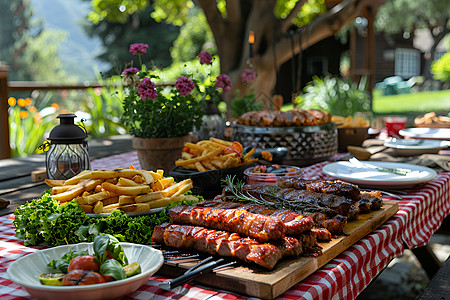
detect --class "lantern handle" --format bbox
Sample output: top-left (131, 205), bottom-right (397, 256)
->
top-left (78, 118), bottom-right (88, 135)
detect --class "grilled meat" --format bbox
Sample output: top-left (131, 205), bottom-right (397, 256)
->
top-left (358, 191), bottom-right (383, 213)
top-left (152, 223), bottom-right (306, 269)
top-left (240, 184), bottom-right (357, 217)
top-left (194, 201), bottom-right (315, 236)
top-left (277, 178), bottom-right (383, 213)
top-left (168, 205), bottom-right (287, 243)
top-left (277, 178), bottom-right (361, 201)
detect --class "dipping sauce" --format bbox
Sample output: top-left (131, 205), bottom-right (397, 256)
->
top-left (244, 165), bottom-right (303, 185)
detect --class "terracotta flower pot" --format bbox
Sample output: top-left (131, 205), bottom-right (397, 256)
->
top-left (132, 135), bottom-right (192, 173)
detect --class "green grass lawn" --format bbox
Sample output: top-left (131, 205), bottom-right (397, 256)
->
top-left (282, 89), bottom-right (450, 118)
top-left (372, 89), bottom-right (450, 115)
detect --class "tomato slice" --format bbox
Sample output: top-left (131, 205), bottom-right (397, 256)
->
top-left (231, 142), bottom-right (243, 154)
top-left (224, 146), bottom-right (241, 157)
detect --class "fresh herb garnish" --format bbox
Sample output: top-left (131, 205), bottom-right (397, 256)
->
top-left (47, 250), bottom-right (89, 273)
top-left (222, 175), bottom-right (334, 214)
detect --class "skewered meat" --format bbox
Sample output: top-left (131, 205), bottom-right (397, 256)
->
top-left (169, 205), bottom-right (287, 243)
top-left (193, 201), bottom-right (315, 236)
top-left (277, 178), bottom-right (361, 201)
top-left (152, 223), bottom-right (306, 269)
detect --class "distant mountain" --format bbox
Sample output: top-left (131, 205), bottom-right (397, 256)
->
top-left (31, 0), bottom-right (109, 81)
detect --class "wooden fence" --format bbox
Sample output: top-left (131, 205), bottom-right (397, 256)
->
top-left (0, 65), bottom-right (103, 159)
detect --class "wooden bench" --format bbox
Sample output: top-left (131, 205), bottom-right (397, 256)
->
top-left (417, 255), bottom-right (450, 299)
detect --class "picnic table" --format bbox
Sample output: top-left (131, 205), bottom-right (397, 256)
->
top-left (0, 136), bottom-right (449, 299)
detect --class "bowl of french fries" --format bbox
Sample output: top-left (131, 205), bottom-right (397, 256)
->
top-left (45, 168), bottom-right (198, 216)
top-left (169, 138), bottom-right (258, 198)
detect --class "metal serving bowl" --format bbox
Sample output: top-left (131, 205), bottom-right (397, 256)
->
top-left (232, 122), bottom-right (338, 166)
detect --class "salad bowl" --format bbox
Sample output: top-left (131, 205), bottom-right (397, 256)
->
top-left (7, 242), bottom-right (163, 300)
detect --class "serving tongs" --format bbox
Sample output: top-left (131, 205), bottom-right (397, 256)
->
top-left (158, 256), bottom-right (236, 291)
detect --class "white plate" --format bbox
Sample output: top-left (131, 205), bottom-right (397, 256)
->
top-left (6, 242), bottom-right (164, 300)
top-left (86, 207), bottom-right (164, 218)
top-left (399, 128), bottom-right (450, 140)
top-left (322, 161), bottom-right (437, 188)
top-left (384, 138), bottom-right (449, 156)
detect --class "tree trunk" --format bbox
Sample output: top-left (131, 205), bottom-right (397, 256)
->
top-left (198, 0), bottom-right (372, 117)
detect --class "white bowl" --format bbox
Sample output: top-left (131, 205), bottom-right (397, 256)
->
top-left (6, 242), bottom-right (163, 300)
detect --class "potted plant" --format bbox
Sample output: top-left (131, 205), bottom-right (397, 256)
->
top-left (119, 43), bottom-right (231, 172)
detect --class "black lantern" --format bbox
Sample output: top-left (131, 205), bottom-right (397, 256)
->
top-left (45, 114), bottom-right (90, 180)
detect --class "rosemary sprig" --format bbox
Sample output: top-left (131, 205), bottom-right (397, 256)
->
top-left (221, 175), bottom-right (333, 214)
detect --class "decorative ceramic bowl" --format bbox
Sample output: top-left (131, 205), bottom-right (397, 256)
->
top-left (232, 123), bottom-right (337, 166)
top-left (6, 242), bottom-right (164, 300)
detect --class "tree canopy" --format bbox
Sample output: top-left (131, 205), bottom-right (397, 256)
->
top-left (88, 0), bottom-right (375, 114)
top-left (0, 0), bottom-right (68, 81)
top-left (376, 0), bottom-right (450, 78)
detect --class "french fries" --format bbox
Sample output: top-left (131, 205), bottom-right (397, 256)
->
top-left (332, 115), bottom-right (370, 128)
top-left (175, 138), bottom-right (258, 172)
top-left (45, 168), bottom-right (197, 214)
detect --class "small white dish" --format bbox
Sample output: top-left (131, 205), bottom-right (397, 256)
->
top-left (384, 138), bottom-right (449, 156)
top-left (399, 128), bottom-right (450, 140)
top-left (6, 242), bottom-right (164, 300)
top-left (322, 161), bottom-right (437, 188)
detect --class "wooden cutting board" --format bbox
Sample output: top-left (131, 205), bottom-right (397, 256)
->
top-left (156, 201), bottom-right (398, 299)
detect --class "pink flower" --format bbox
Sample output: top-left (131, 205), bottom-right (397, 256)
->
top-left (241, 69), bottom-right (256, 83)
top-left (121, 67), bottom-right (140, 76)
top-left (198, 51), bottom-right (213, 65)
top-left (215, 74), bottom-right (232, 93)
top-left (176, 76), bottom-right (195, 96)
top-left (129, 43), bottom-right (149, 55)
top-left (138, 77), bottom-right (157, 100)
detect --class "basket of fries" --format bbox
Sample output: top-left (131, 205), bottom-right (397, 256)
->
top-left (45, 168), bottom-right (198, 216)
top-left (332, 115), bottom-right (370, 152)
top-left (169, 138), bottom-right (258, 198)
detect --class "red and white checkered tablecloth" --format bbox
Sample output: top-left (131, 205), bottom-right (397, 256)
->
top-left (1, 152), bottom-right (449, 300)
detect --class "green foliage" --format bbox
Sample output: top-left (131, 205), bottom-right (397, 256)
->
top-left (171, 7), bottom-right (216, 63)
top-left (84, 5), bottom-right (179, 75)
top-left (431, 53), bottom-right (450, 83)
top-left (231, 90), bottom-right (263, 118)
top-left (275, 0), bottom-right (326, 27)
top-left (121, 73), bottom-right (204, 138)
top-left (375, 0), bottom-right (450, 36)
top-left (88, 0), bottom-right (192, 26)
top-left (151, 0), bottom-right (194, 26)
top-left (8, 96), bottom-right (64, 158)
top-left (82, 73), bottom-right (127, 139)
top-left (298, 75), bottom-right (370, 116)
top-left (0, 0), bottom-right (69, 81)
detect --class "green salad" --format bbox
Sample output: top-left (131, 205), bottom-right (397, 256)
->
top-left (13, 190), bottom-right (200, 246)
